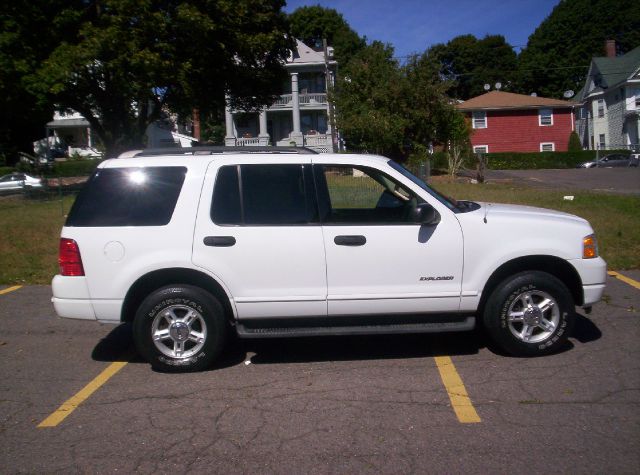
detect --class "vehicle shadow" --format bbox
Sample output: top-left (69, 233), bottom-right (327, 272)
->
top-left (92, 312), bottom-right (602, 369)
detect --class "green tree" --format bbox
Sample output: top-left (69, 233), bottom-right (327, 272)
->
top-left (333, 42), bottom-right (406, 157)
top-left (289, 5), bottom-right (365, 65)
top-left (334, 44), bottom-right (462, 160)
top-left (6, 0), bottom-right (293, 157)
top-left (0, 1), bottom-right (73, 163)
top-left (428, 34), bottom-right (518, 100)
top-left (517, 0), bottom-right (640, 98)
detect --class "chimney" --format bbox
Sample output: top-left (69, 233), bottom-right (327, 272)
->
top-left (192, 108), bottom-right (201, 141)
top-left (605, 39), bottom-right (616, 58)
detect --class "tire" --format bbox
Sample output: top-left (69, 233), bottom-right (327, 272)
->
top-left (133, 285), bottom-right (227, 372)
top-left (482, 271), bottom-right (575, 356)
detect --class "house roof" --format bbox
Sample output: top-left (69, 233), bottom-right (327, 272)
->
top-left (287, 39), bottom-right (336, 67)
top-left (580, 45), bottom-right (640, 100)
top-left (456, 90), bottom-right (574, 111)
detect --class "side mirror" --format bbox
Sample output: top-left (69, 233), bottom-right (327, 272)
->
top-left (412, 203), bottom-right (440, 225)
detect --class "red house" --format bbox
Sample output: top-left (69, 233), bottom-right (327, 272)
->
top-left (456, 91), bottom-right (575, 153)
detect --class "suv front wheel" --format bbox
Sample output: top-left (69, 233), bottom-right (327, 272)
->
top-left (483, 271), bottom-right (575, 356)
top-left (133, 285), bottom-right (227, 372)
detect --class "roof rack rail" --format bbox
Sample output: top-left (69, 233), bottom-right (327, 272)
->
top-left (132, 146), bottom-right (318, 157)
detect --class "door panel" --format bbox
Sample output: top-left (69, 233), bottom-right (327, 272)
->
top-left (316, 164), bottom-right (463, 316)
top-left (192, 160), bottom-right (327, 319)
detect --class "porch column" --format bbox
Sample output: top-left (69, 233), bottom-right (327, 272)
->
top-left (290, 73), bottom-right (303, 145)
top-left (258, 109), bottom-right (269, 145)
top-left (224, 95), bottom-right (236, 146)
top-left (87, 127), bottom-right (92, 149)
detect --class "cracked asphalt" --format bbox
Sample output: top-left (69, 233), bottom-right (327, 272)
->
top-left (1, 274), bottom-right (638, 474)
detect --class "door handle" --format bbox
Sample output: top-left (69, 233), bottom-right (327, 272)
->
top-left (334, 235), bottom-right (366, 246)
top-left (203, 236), bottom-right (236, 247)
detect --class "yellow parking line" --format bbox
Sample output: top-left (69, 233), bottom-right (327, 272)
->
top-left (0, 285), bottom-right (22, 295)
top-left (37, 361), bottom-right (127, 428)
top-left (608, 271), bottom-right (640, 290)
top-left (434, 356), bottom-right (481, 423)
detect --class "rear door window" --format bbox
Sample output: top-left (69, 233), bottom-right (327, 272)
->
top-left (210, 164), bottom-right (317, 225)
top-left (66, 167), bottom-right (187, 226)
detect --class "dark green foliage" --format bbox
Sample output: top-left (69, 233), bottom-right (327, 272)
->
top-left (3, 0), bottom-right (293, 157)
top-left (0, 166), bottom-right (15, 176)
top-left (334, 43), bottom-right (463, 160)
top-left (289, 5), bottom-right (365, 64)
top-left (427, 35), bottom-right (518, 100)
top-left (568, 131), bottom-right (582, 152)
top-left (517, 0), bottom-right (640, 98)
top-left (486, 150), bottom-right (629, 170)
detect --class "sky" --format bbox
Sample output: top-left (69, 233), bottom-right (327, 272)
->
top-left (284, 0), bottom-right (561, 58)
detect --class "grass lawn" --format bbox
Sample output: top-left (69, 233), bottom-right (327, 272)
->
top-left (0, 181), bottom-right (638, 285)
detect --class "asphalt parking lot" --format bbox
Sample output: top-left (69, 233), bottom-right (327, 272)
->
top-left (480, 167), bottom-right (640, 195)
top-left (1, 273), bottom-right (639, 474)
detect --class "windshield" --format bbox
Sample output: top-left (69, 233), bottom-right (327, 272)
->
top-left (388, 160), bottom-right (460, 211)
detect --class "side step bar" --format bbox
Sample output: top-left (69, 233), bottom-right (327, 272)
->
top-left (236, 315), bottom-right (475, 339)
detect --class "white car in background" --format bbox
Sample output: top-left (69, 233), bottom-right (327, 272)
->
top-left (0, 173), bottom-right (43, 193)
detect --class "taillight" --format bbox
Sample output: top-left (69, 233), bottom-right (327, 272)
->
top-left (59, 238), bottom-right (85, 276)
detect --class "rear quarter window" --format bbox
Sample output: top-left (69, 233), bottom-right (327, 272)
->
top-left (66, 167), bottom-right (187, 227)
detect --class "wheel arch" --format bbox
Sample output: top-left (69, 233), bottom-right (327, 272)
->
top-left (121, 268), bottom-right (235, 324)
top-left (478, 255), bottom-right (584, 314)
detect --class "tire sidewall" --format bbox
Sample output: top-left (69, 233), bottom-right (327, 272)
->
top-left (133, 286), bottom-right (226, 372)
top-left (484, 272), bottom-right (575, 356)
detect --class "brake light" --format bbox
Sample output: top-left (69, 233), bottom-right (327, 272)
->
top-left (59, 238), bottom-right (85, 276)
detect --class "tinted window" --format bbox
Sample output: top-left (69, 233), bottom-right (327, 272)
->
top-left (211, 166), bottom-right (241, 224)
top-left (210, 164), bottom-right (315, 225)
top-left (66, 167), bottom-right (186, 227)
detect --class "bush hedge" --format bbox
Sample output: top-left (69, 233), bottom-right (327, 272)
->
top-left (0, 166), bottom-right (15, 176)
top-left (485, 150), bottom-right (630, 170)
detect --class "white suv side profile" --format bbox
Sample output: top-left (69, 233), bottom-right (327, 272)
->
top-left (52, 147), bottom-right (607, 372)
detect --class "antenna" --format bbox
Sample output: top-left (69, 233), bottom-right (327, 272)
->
top-left (483, 84), bottom-right (490, 91)
top-left (563, 90), bottom-right (575, 98)
top-left (531, 92), bottom-right (537, 97)
top-left (495, 82), bottom-right (502, 90)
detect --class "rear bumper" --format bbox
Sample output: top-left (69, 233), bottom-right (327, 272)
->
top-left (51, 275), bottom-right (96, 320)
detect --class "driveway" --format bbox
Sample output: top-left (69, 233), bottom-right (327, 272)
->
top-left (473, 168), bottom-right (640, 195)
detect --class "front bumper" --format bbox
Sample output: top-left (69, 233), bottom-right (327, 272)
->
top-left (569, 257), bottom-right (607, 306)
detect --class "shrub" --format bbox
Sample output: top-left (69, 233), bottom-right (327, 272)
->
top-left (485, 150), bottom-right (630, 170)
top-left (43, 159), bottom-right (104, 177)
top-left (568, 131), bottom-right (582, 152)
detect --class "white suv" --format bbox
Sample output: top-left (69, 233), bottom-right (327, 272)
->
top-left (52, 147), bottom-right (607, 371)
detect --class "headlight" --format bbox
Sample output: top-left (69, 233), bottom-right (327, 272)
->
top-left (583, 234), bottom-right (598, 259)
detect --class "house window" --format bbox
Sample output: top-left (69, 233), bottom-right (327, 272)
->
top-left (540, 142), bottom-right (555, 152)
top-left (598, 134), bottom-right (606, 149)
top-left (597, 99), bottom-right (605, 118)
top-left (539, 109), bottom-right (553, 126)
top-left (472, 111), bottom-right (487, 129)
top-left (635, 89), bottom-right (640, 109)
top-left (473, 145), bottom-right (488, 154)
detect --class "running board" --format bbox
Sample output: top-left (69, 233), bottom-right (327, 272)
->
top-left (236, 315), bottom-right (475, 338)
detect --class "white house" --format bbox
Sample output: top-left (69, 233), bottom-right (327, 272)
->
top-left (575, 42), bottom-right (640, 151)
top-left (224, 39), bottom-right (338, 153)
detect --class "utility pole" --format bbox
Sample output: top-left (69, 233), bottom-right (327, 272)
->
top-left (323, 38), bottom-right (337, 153)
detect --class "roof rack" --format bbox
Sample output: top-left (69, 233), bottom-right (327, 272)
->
top-left (132, 146), bottom-right (318, 157)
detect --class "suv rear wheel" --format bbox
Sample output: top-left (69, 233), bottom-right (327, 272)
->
top-left (483, 271), bottom-right (575, 356)
top-left (133, 285), bottom-right (226, 372)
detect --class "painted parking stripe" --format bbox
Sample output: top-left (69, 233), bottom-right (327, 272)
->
top-left (37, 361), bottom-right (127, 428)
top-left (434, 356), bottom-right (481, 423)
top-left (0, 285), bottom-right (22, 295)
top-left (608, 271), bottom-right (640, 291)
